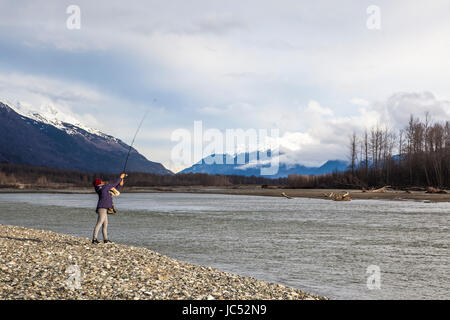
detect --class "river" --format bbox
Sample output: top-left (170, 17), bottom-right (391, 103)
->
top-left (0, 192), bottom-right (448, 299)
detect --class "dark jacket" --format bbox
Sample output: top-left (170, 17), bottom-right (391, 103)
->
top-left (95, 177), bottom-right (122, 212)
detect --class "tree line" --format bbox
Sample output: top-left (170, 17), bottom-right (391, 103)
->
top-left (287, 114), bottom-right (450, 189)
top-left (0, 163), bottom-right (286, 188)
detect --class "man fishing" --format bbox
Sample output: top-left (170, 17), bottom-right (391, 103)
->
top-left (92, 173), bottom-right (126, 244)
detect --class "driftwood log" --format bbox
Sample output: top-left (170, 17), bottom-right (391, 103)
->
top-left (324, 191), bottom-right (351, 201)
top-left (281, 192), bottom-right (293, 199)
top-left (368, 186), bottom-right (391, 193)
top-left (425, 187), bottom-right (447, 194)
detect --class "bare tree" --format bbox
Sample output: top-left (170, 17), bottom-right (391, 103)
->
top-left (349, 132), bottom-right (358, 175)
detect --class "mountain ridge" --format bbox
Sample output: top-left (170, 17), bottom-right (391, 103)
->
top-left (0, 101), bottom-right (172, 175)
top-left (179, 152), bottom-right (348, 178)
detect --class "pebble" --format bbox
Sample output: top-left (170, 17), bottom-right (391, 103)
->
top-left (0, 224), bottom-right (326, 300)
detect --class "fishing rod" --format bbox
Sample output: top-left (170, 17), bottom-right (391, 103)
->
top-left (122, 106), bottom-right (152, 175)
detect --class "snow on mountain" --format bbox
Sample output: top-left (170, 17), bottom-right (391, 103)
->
top-left (179, 150), bottom-right (348, 178)
top-left (0, 100), bottom-right (172, 174)
top-left (5, 100), bottom-right (116, 141)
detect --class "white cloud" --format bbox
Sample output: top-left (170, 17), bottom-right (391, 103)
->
top-left (256, 92), bottom-right (450, 167)
top-left (350, 98), bottom-right (369, 107)
top-left (373, 92), bottom-right (450, 129)
top-left (0, 72), bottom-right (106, 129)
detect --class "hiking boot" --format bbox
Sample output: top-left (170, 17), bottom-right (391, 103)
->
top-left (92, 238), bottom-right (100, 244)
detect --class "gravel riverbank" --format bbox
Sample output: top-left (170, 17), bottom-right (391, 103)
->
top-left (0, 224), bottom-right (325, 300)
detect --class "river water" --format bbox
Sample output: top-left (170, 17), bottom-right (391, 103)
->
top-left (0, 192), bottom-right (448, 299)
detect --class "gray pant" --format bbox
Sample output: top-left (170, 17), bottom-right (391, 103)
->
top-left (93, 208), bottom-right (108, 240)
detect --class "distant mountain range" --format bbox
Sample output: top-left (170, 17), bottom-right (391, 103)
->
top-left (1, 100), bottom-right (348, 178)
top-left (0, 101), bottom-right (172, 174)
top-left (179, 152), bottom-right (348, 178)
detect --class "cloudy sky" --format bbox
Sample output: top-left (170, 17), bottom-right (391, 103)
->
top-left (1, 0), bottom-right (449, 171)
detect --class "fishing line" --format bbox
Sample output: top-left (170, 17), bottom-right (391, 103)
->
top-left (122, 103), bottom-right (153, 174)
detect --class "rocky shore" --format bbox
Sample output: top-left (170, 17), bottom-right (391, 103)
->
top-left (0, 224), bottom-right (325, 300)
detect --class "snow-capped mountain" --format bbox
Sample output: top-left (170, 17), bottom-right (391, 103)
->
top-left (0, 101), bottom-right (172, 174)
top-left (8, 100), bottom-right (114, 139)
top-left (179, 151), bottom-right (348, 178)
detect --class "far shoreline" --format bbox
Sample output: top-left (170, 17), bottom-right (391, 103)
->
top-left (1, 185), bottom-right (449, 202)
